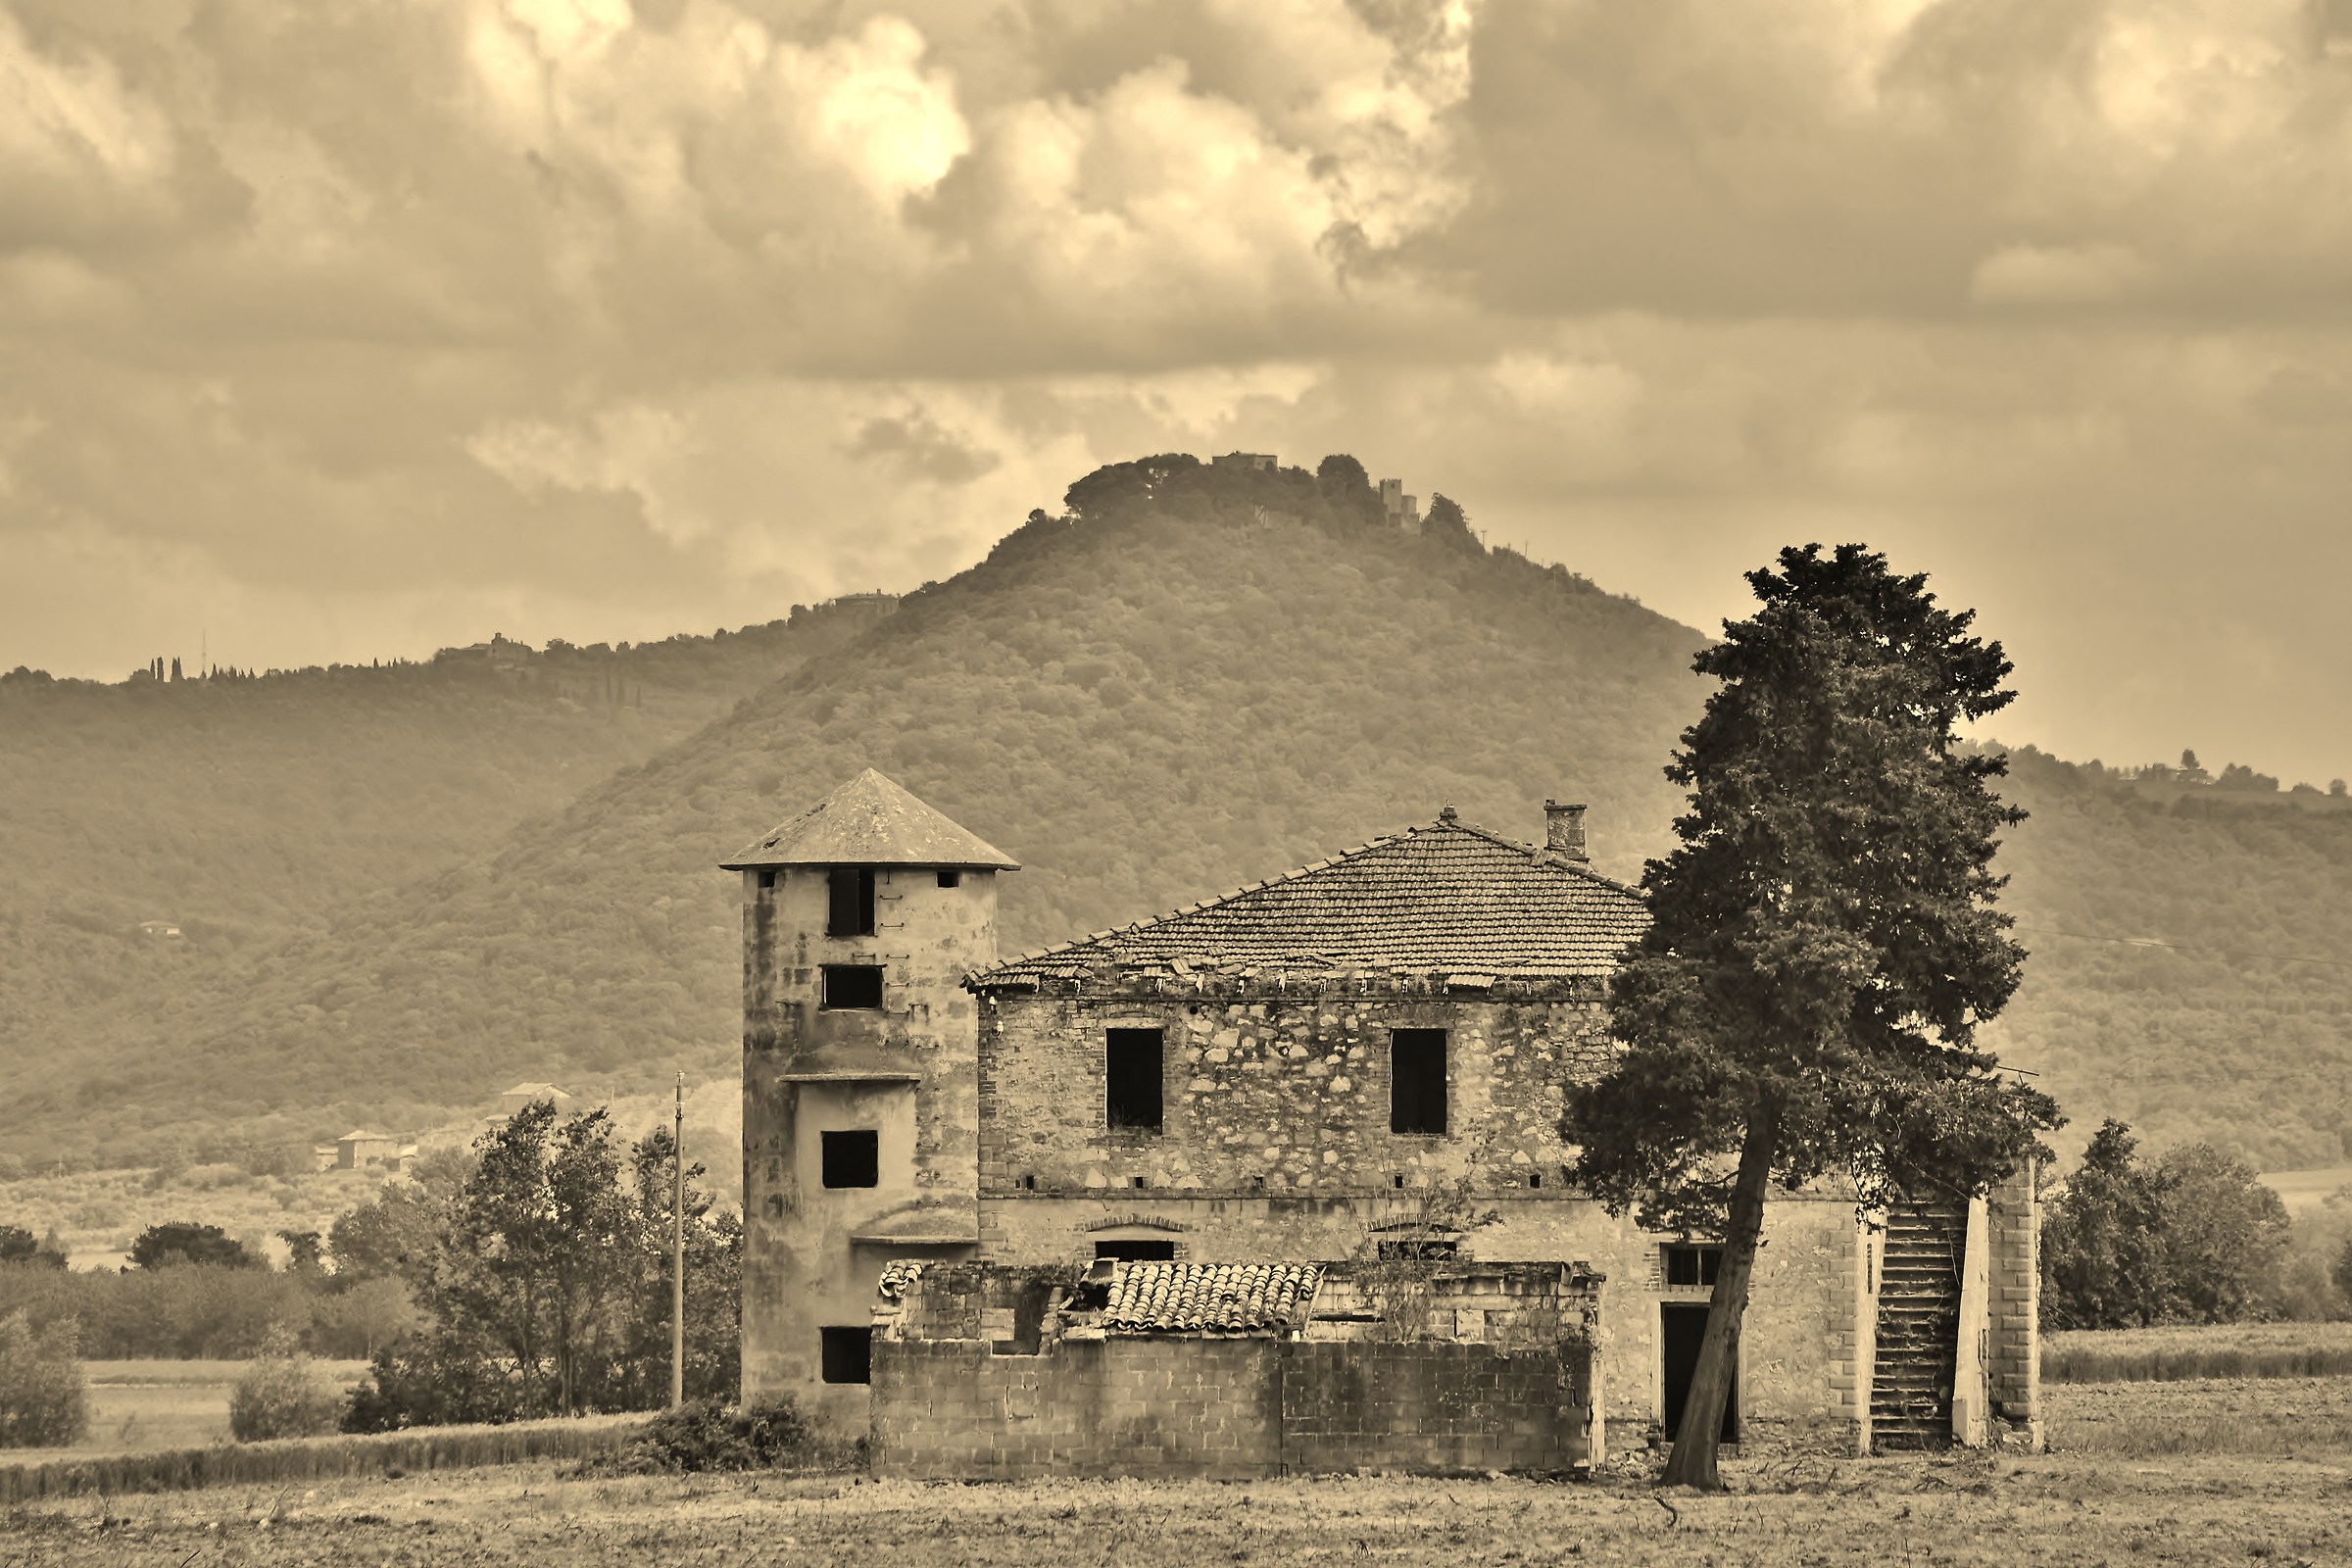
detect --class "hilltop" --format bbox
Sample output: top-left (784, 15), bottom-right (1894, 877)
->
top-left (2, 453), bottom-right (2347, 1174)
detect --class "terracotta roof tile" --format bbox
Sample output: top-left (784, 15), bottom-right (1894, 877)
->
top-left (1099, 1261), bottom-right (1324, 1334)
top-left (971, 816), bottom-right (1644, 986)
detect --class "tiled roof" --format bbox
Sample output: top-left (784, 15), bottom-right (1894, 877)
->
top-left (1100, 1261), bottom-right (1324, 1334)
top-left (722, 768), bottom-right (1019, 870)
top-left (971, 813), bottom-right (1645, 987)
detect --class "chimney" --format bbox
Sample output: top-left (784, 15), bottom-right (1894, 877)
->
top-left (1544, 801), bottom-right (1589, 862)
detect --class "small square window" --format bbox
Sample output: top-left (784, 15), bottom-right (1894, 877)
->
top-left (1390, 1029), bottom-right (1447, 1136)
top-left (820, 1326), bottom-right (871, 1385)
top-left (937, 870), bottom-right (960, 888)
top-left (756, 869), bottom-right (777, 890)
top-left (1105, 1028), bottom-right (1164, 1132)
top-left (821, 1130), bottom-right (879, 1189)
top-left (1095, 1239), bottom-right (1176, 1262)
top-left (1663, 1244), bottom-right (1723, 1289)
top-left (820, 964), bottom-right (883, 1010)
top-left (1529, 1172), bottom-right (1543, 1190)
top-left (827, 868), bottom-right (875, 937)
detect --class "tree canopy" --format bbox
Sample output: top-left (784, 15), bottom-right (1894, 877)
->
top-left (1566, 543), bottom-right (2062, 1488)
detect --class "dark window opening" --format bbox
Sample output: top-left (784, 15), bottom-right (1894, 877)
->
top-left (820, 964), bottom-right (883, 1010)
top-left (1529, 1172), bottom-right (1543, 1190)
top-left (937, 870), bottom-right (961, 888)
top-left (1250, 1175), bottom-right (1265, 1190)
top-left (1376, 1238), bottom-right (1458, 1261)
top-left (1392, 1174), bottom-right (1405, 1190)
top-left (1095, 1239), bottom-right (1177, 1262)
top-left (827, 868), bottom-right (876, 937)
top-left (1131, 1175), bottom-right (1147, 1190)
top-left (756, 869), bottom-right (776, 890)
top-left (820, 1326), bottom-right (872, 1385)
top-left (1663, 1244), bottom-right (1724, 1289)
top-left (1390, 1029), bottom-right (1448, 1135)
top-left (1021, 1173), bottom-right (1036, 1191)
top-left (1660, 1302), bottom-right (1738, 1441)
top-left (820, 1130), bottom-right (879, 1189)
top-left (1105, 1028), bottom-right (1164, 1132)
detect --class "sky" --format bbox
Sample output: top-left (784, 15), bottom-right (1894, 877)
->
top-left (2, 0), bottom-right (2349, 786)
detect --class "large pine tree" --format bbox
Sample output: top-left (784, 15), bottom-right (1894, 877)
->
top-left (1566, 543), bottom-right (2061, 1490)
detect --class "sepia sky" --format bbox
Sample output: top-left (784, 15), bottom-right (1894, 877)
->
top-left (3, 0), bottom-right (2349, 785)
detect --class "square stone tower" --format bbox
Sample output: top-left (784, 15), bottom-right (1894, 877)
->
top-left (723, 768), bottom-right (1017, 1425)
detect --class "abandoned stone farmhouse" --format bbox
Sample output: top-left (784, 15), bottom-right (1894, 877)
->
top-left (725, 770), bottom-right (2039, 1477)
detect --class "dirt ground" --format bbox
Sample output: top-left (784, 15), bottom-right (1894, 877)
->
top-left (5, 1446), bottom-right (2349, 1568)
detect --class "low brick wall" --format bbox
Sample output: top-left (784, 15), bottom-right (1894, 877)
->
top-left (873, 1336), bottom-right (1590, 1480)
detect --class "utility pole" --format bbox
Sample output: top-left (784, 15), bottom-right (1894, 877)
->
top-left (671, 1071), bottom-right (687, 1409)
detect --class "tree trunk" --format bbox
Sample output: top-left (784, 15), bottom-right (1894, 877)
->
top-left (1660, 1098), bottom-right (1780, 1491)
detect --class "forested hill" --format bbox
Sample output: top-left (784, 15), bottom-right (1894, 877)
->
top-left (4, 453), bottom-right (2348, 1172)
top-left (2, 459), bottom-right (1707, 1166)
top-left (0, 599), bottom-right (895, 1048)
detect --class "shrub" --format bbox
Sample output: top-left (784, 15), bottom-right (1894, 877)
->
top-left (0, 1309), bottom-right (88, 1448)
top-left (228, 1331), bottom-right (343, 1442)
top-left (597, 1396), bottom-right (824, 1474)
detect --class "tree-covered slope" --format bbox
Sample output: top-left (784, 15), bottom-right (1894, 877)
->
top-left (0, 601), bottom-right (892, 1047)
top-left (3, 461), bottom-right (1706, 1164)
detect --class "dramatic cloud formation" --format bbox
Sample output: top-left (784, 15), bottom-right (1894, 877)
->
top-left (1, 0), bottom-right (2348, 784)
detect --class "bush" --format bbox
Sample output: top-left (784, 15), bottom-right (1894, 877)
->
top-left (596, 1396), bottom-right (825, 1474)
top-left (228, 1332), bottom-right (343, 1442)
top-left (0, 1309), bottom-right (88, 1448)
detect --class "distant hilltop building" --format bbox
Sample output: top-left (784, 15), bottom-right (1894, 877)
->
top-left (135, 919), bottom-right (183, 941)
top-left (1377, 477), bottom-right (1422, 531)
top-left (1210, 452), bottom-right (1277, 472)
top-left (434, 632), bottom-right (533, 668)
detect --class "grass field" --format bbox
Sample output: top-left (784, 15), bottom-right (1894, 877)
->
top-left (2259, 1163), bottom-right (2352, 1211)
top-left (5, 1359), bottom-right (369, 1464)
top-left (4, 1378), bottom-right (2348, 1567)
top-left (2045, 1321), bottom-right (2352, 1384)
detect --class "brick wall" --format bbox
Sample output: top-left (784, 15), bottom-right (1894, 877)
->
top-left (871, 1337), bottom-right (1591, 1480)
top-left (1984, 1161), bottom-right (2040, 1448)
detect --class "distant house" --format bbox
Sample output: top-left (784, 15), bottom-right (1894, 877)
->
top-left (335, 1130), bottom-right (400, 1170)
top-left (311, 1144), bottom-right (338, 1172)
top-left (384, 1143), bottom-right (422, 1175)
top-left (488, 1081), bottom-right (577, 1129)
top-left (1210, 452), bottom-right (1277, 472)
top-left (136, 919), bottom-right (183, 940)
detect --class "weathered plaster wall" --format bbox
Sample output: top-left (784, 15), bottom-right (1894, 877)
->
top-left (740, 865), bottom-right (997, 1422)
top-left (978, 1189), bottom-right (1864, 1450)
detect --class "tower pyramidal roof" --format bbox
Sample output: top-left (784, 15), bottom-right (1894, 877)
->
top-left (722, 768), bottom-right (1020, 871)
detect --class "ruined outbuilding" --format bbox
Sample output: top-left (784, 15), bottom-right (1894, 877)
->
top-left (728, 773), bottom-right (2040, 1467)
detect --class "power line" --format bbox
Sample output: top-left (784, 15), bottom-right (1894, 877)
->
top-left (2012, 925), bottom-right (2352, 972)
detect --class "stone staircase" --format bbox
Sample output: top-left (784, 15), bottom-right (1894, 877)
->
top-left (1871, 1199), bottom-right (1967, 1451)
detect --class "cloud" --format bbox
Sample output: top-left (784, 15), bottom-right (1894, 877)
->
top-left (1969, 242), bottom-right (2156, 306)
top-left (3, 0), bottom-right (2351, 792)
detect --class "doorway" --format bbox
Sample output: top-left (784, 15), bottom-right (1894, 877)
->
top-left (1660, 1302), bottom-right (1739, 1441)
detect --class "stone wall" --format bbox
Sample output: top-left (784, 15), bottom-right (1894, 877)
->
top-left (976, 988), bottom-right (1616, 1200)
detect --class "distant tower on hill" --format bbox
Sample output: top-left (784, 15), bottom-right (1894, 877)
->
top-left (1211, 451), bottom-right (1277, 472)
top-left (1376, 477), bottom-right (1422, 531)
top-left (723, 769), bottom-right (1018, 1422)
